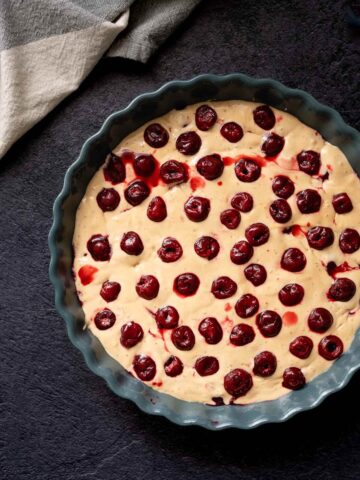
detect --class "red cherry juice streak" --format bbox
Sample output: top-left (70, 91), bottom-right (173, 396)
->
top-left (148, 328), bottom-right (169, 352)
top-left (190, 176), bottom-right (205, 191)
top-left (78, 265), bottom-right (98, 285)
top-left (283, 224), bottom-right (306, 237)
top-left (222, 316), bottom-right (234, 328)
top-left (326, 261), bottom-right (360, 279)
top-left (152, 381), bottom-right (163, 387)
top-left (283, 311), bottom-right (298, 325)
top-left (217, 181), bottom-right (223, 186)
top-left (225, 303), bottom-right (232, 312)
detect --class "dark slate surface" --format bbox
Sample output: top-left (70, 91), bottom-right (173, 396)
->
top-left (1, 1), bottom-right (360, 478)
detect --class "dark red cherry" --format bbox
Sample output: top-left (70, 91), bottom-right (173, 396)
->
top-left (235, 294), bottom-right (259, 318)
top-left (253, 351), bottom-right (277, 377)
top-left (144, 123), bottom-right (169, 148)
top-left (157, 237), bottom-right (183, 262)
top-left (164, 356), bottom-right (184, 377)
top-left (278, 283), bottom-right (304, 306)
top-left (171, 326), bottom-right (195, 350)
top-left (308, 307), bottom-right (333, 333)
top-left (332, 193), bottom-right (353, 214)
top-left (194, 356), bottom-right (219, 376)
top-left (194, 236), bottom-right (220, 260)
top-left (133, 354), bottom-right (156, 381)
top-left (103, 153), bottom-right (126, 184)
top-left (281, 248), bottom-right (306, 272)
top-left (174, 273), bottom-right (200, 296)
top-left (220, 122), bottom-right (244, 143)
top-left (297, 150), bottom-right (321, 175)
top-left (196, 154), bottom-right (224, 180)
top-left (261, 133), bottom-right (284, 157)
top-left (272, 175), bottom-right (295, 199)
top-left (306, 226), bottom-right (334, 250)
top-left (211, 276), bottom-right (237, 299)
top-left (133, 153), bottom-right (156, 177)
top-left (195, 104), bottom-right (217, 131)
top-left (231, 192), bottom-right (254, 212)
top-left (296, 189), bottom-right (321, 214)
top-left (147, 196), bottom-right (167, 222)
top-left (120, 321), bottom-right (144, 348)
top-left (339, 228), bottom-right (360, 254)
top-left (198, 317), bottom-right (223, 344)
top-left (224, 369), bottom-right (253, 397)
top-left (155, 306), bottom-right (179, 329)
top-left (289, 336), bottom-right (313, 359)
top-left (220, 209), bottom-right (241, 229)
top-left (230, 323), bottom-right (255, 346)
top-left (87, 234), bottom-right (111, 261)
top-left (160, 160), bottom-right (188, 185)
top-left (100, 281), bottom-right (121, 302)
top-left (230, 240), bottom-right (253, 265)
top-left (94, 308), bottom-right (116, 330)
top-left (120, 231), bottom-right (144, 255)
top-left (269, 199), bottom-right (292, 223)
top-left (96, 188), bottom-right (120, 212)
top-left (244, 264), bottom-right (267, 286)
top-left (318, 335), bottom-right (344, 360)
top-left (235, 158), bottom-right (261, 182)
top-left (282, 367), bottom-right (305, 390)
top-left (136, 275), bottom-right (159, 300)
top-left (328, 278), bottom-right (356, 301)
top-left (176, 131), bottom-right (201, 155)
top-left (253, 105), bottom-right (276, 130)
top-left (184, 196), bottom-right (210, 222)
top-left (245, 223), bottom-right (270, 246)
top-left (256, 310), bottom-right (282, 337)
top-left (124, 180), bottom-right (150, 206)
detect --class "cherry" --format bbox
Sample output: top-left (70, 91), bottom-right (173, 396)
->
top-left (184, 196), bottom-right (210, 222)
top-left (245, 223), bottom-right (270, 246)
top-left (297, 150), bottom-right (321, 175)
top-left (94, 308), bottom-right (116, 330)
top-left (147, 196), bottom-right (167, 222)
top-left (194, 236), bottom-right (220, 260)
top-left (339, 228), bottom-right (360, 254)
top-left (124, 180), bottom-right (150, 206)
top-left (230, 240), bottom-right (253, 265)
top-left (235, 158), bottom-right (261, 182)
top-left (120, 321), bottom-right (144, 348)
top-left (157, 237), bottom-right (183, 262)
top-left (220, 209), bottom-right (241, 229)
top-left (306, 226), bottom-right (334, 250)
top-left (308, 307), bottom-right (333, 333)
top-left (196, 154), bottom-right (224, 180)
top-left (328, 278), bottom-right (356, 301)
top-left (235, 294), bottom-right (259, 318)
top-left (133, 354), bottom-right (156, 381)
top-left (289, 336), bottom-right (313, 359)
top-left (269, 199), bottom-right (292, 223)
top-left (223, 368), bottom-right (253, 397)
top-left (253, 105), bottom-right (276, 130)
top-left (176, 131), bottom-right (201, 155)
top-left (164, 356), bottom-right (184, 377)
top-left (120, 231), bottom-right (144, 255)
top-left (144, 123), bottom-right (169, 148)
top-left (87, 234), bottom-right (111, 261)
top-left (136, 275), bottom-right (159, 300)
top-left (198, 317), bottom-right (223, 344)
top-left (318, 335), bottom-right (344, 360)
top-left (278, 283), bottom-right (304, 306)
top-left (211, 276), bottom-right (237, 299)
top-left (220, 122), bottom-right (244, 142)
top-left (296, 189), bottom-right (321, 214)
top-left (282, 367), bottom-right (305, 390)
top-left (174, 273), bottom-right (200, 296)
top-left (230, 323), bottom-right (255, 346)
top-left (103, 153), bottom-right (126, 184)
top-left (272, 175), bottom-right (295, 199)
top-left (195, 104), bottom-right (217, 130)
top-left (253, 351), bottom-right (277, 377)
top-left (171, 326), bottom-right (195, 350)
top-left (100, 281), bottom-right (121, 302)
top-left (155, 305), bottom-right (179, 329)
top-left (244, 264), bottom-right (267, 286)
top-left (96, 188), bottom-right (120, 212)
top-left (194, 356), bottom-right (219, 376)
top-left (231, 192), bottom-right (253, 212)
top-left (133, 154), bottom-right (156, 177)
top-left (261, 133), bottom-right (284, 157)
top-left (256, 310), bottom-right (282, 337)
top-left (332, 193), bottom-right (353, 214)
top-left (160, 160), bottom-right (188, 185)
top-left (281, 248), bottom-right (306, 272)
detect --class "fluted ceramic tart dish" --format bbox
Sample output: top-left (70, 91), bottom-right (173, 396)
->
top-left (49, 74), bottom-right (360, 429)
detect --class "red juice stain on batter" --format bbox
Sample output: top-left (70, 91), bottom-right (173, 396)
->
top-left (326, 164), bottom-right (333, 171)
top-left (217, 181), bottom-right (223, 186)
top-left (78, 265), bottom-right (98, 285)
top-left (277, 115), bottom-right (283, 122)
top-left (283, 311), bottom-right (298, 325)
top-left (152, 381), bottom-right (163, 387)
top-left (222, 316), bottom-right (234, 328)
top-left (190, 176), bottom-right (205, 191)
top-left (326, 261), bottom-right (359, 279)
top-left (283, 224), bottom-right (306, 236)
top-left (224, 303), bottom-right (232, 312)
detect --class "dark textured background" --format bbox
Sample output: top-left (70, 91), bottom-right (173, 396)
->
top-left (1, 1), bottom-right (360, 478)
